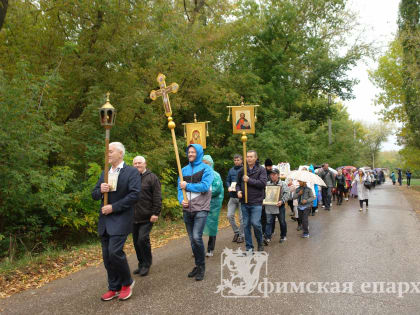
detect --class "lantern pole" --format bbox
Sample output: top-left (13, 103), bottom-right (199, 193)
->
top-left (99, 92), bottom-right (116, 206)
top-left (104, 127), bottom-right (110, 205)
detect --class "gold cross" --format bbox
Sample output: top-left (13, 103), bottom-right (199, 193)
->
top-left (150, 73), bottom-right (179, 117)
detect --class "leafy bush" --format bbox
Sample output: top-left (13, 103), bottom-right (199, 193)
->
top-left (160, 168), bottom-right (183, 220)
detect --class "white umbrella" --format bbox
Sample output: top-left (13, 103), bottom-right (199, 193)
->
top-left (315, 167), bottom-right (338, 175)
top-left (329, 167), bottom-right (338, 175)
top-left (287, 170), bottom-right (326, 187)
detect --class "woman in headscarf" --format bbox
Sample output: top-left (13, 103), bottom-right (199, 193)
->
top-left (309, 165), bottom-right (319, 216)
top-left (335, 168), bottom-right (346, 205)
top-left (202, 155), bottom-right (224, 257)
top-left (352, 168), bottom-right (371, 212)
top-left (297, 165), bottom-right (317, 221)
top-left (350, 170), bottom-right (358, 198)
top-left (344, 169), bottom-right (352, 201)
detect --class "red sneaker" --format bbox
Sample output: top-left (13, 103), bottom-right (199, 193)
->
top-left (101, 290), bottom-right (119, 301)
top-left (118, 280), bottom-right (135, 301)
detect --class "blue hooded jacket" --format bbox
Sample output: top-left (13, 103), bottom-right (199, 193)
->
top-left (309, 164), bottom-right (319, 207)
top-left (178, 144), bottom-right (214, 212)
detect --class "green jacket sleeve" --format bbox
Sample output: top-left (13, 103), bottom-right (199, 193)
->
top-left (211, 172), bottom-right (224, 198)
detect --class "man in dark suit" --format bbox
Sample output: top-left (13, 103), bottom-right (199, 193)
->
top-left (92, 142), bottom-right (141, 301)
top-left (132, 155), bottom-right (161, 277)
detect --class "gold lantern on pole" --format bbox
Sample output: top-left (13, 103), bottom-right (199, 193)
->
top-left (99, 92), bottom-right (116, 206)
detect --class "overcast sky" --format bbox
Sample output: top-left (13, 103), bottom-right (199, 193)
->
top-left (343, 0), bottom-right (401, 151)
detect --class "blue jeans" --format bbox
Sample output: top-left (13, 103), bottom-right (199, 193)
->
top-left (183, 210), bottom-right (208, 267)
top-left (265, 205), bottom-right (287, 239)
top-left (241, 204), bottom-right (263, 250)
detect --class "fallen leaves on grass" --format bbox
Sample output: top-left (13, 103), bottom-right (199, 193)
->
top-left (399, 186), bottom-right (420, 215)
top-left (0, 209), bottom-right (231, 298)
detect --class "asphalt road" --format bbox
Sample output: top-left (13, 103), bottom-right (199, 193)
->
top-left (1, 182), bottom-right (420, 314)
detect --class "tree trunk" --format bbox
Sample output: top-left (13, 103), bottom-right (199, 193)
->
top-left (328, 118), bottom-right (332, 145)
top-left (0, 0), bottom-right (8, 31)
top-left (184, 0), bottom-right (206, 24)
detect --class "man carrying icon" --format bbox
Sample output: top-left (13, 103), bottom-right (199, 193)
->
top-left (236, 150), bottom-right (267, 253)
top-left (92, 142), bottom-right (141, 301)
top-left (226, 154), bottom-right (245, 243)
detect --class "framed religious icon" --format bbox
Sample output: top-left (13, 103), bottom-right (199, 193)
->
top-left (263, 185), bottom-right (280, 205)
top-left (185, 122), bottom-right (207, 148)
top-left (231, 106), bottom-right (255, 134)
top-left (108, 172), bottom-right (119, 192)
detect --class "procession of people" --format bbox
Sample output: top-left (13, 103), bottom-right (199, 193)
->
top-left (89, 75), bottom-right (407, 302)
top-left (92, 137), bottom-right (400, 301)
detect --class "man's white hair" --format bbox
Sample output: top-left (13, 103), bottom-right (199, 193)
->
top-left (133, 155), bottom-right (146, 163)
top-left (109, 142), bottom-right (125, 157)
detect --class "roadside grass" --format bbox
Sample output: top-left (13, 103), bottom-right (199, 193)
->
top-left (399, 183), bottom-right (420, 217)
top-left (402, 178), bottom-right (420, 184)
top-left (0, 208), bottom-right (231, 298)
top-left (402, 178), bottom-right (420, 192)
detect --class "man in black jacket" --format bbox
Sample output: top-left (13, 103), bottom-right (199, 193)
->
top-left (226, 154), bottom-right (244, 243)
top-left (132, 156), bottom-right (161, 277)
top-left (92, 142), bottom-right (141, 301)
top-left (262, 158), bottom-right (274, 240)
top-left (318, 163), bottom-right (335, 211)
top-left (236, 150), bottom-right (267, 253)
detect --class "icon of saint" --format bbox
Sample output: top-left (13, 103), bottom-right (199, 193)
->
top-left (236, 113), bottom-right (251, 129)
top-left (190, 129), bottom-right (201, 145)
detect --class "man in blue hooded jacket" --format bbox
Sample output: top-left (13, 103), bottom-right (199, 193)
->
top-left (178, 144), bottom-right (214, 281)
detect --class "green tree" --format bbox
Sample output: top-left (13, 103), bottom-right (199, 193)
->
top-left (0, 0), bottom-right (373, 258)
top-left (398, 0), bottom-right (420, 146)
top-left (0, 0), bottom-right (7, 31)
top-left (370, 1), bottom-right (420, 171)
top-left (360, 123), bottom-right (392, 169)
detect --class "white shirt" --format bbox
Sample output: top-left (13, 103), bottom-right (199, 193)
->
top-left (108, 161), bottom-right (124, 192)
top-left (110, 161), bottom-right (124, 174)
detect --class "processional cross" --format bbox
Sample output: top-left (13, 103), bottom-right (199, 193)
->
top-left (150, 73), bottom-right (179, 117)
top-left (150, 74), bottom-right (187, 201)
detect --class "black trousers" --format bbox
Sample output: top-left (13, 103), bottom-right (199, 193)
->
top-left (208, 236), bottom-right (216, 252)
top-left (322, 187), bottom-right (332, 209)
top-left (359, 199), bottom-right (369, 207)
top-left (337, 185), bottom-right (345, 204)
top-left (287, 200), bottom-right (294, 214)
top-left (298, 207), bottom-right (311, 234)
top-left (261, 206), bottom-right (275, 237)
top-left (101, 232), bottom-right (132, 291)
top-left (133, 222), bottom-right (154, 269)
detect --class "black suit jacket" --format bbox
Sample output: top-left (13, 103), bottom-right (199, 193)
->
top-left (92, 164), bottom-right (141, 236)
